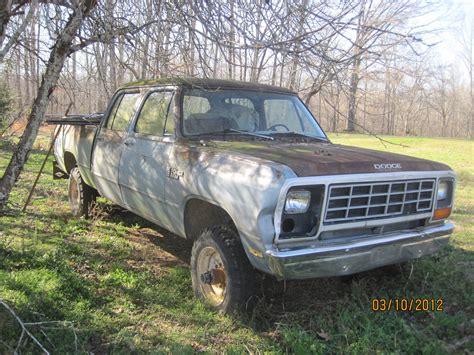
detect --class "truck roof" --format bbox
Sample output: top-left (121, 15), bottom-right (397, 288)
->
top-left (122, 77), bottom-right (296, 95)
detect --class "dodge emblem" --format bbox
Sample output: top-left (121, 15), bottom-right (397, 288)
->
top-left (374, 163), bottom-right (402, 170)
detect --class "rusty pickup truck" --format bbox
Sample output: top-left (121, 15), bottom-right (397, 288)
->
top-left (52, 78), bottom-right (455, 313)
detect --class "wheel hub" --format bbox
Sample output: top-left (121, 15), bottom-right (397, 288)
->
top-left (200, 268), bottom-right (226, 286)
top-left (196, 246), bottom-right (227, 306)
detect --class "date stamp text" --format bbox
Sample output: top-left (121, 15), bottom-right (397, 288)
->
top-left (371, 298), bottom-right (443, 312)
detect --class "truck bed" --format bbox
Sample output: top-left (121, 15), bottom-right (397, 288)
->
top-left (53, 123), bottom-right (98, 188)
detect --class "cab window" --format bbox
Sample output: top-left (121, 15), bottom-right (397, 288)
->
top-left (135, 91), bottom-right (174, 136)
top-left (106, 92), bottom-right (141, 131)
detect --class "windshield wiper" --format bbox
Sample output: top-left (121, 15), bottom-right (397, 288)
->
top-left (192, 128), bottom-right (274, 141)
top-left (227, 128), bottom-right (274, 140)
top-left (270, 131), bottom-right (329, 142)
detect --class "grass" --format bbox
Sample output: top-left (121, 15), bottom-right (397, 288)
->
top-left (0, 133), bottom-right (473, 353)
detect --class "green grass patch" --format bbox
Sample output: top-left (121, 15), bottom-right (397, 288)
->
top-left (0, 134), bottom-right (472, 353)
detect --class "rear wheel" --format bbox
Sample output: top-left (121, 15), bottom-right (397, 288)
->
top-left (68, 167), bottom-right (97, 218)
top-left (191, 226), bottom-right (257, 314)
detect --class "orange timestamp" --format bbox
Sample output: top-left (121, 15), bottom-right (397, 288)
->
top-left (371, 298), bottom-right (444, 312)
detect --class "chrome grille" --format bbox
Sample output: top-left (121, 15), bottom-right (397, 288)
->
top-left (324, 179), bottom-right (435, 224)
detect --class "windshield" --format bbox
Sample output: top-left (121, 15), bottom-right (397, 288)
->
top-left (181, 88), bottom-right (327, 140)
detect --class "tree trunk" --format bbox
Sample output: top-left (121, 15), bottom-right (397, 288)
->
top-left (228, 0), bottom-right (235, 79)
top-left (141, 0), bottom-right (152, 79)
top-left (334, 87), bottom-right (340, 132)
top-left (15, 49), bottom-right (22, 108)
top-left (346, 56), bottom-right (361, 131)
top-left (29, 17), bottom-right (37, 94)
top-left (24, 39), bottom-right (31, 104)
top-left (0, 0), bottom-right (12, 49)
top-left (36, 16), bottom-right (40, 88)
top-left (346, 2), bottom-right (365, 132)
top-left (287, 0), bottom-right (307, 90)
top-left (279, 54), bottom-right (285, 87)
top-left (362, 65), bottom-right (367, 129)
top-left (107, 0), bottom-right (117, 92)
top-left (0, 1), bottom-right (92, 210)
top-left (271, 52), bottom-right (278, 85)
top-left (469, 26), bottom-right (474, 139)
top-left (243, 42), bottom-right (248, 81)
top-left (383, 64), bottom-right (391, 134)
top-left (250, 47), bottom-right (260, 83)
top-left (213, 43), bottom-right (219, 77)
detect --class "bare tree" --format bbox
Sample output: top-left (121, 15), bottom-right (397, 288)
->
top-left (458, 13), bottom-right (473, 138)
top-left (0, 0), bottom-right (97, 210)
top-left (0, 0), bottom-right (156, 210)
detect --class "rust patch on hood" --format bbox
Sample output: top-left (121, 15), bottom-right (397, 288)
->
top-left (208, 141), bottom-right (451, 177)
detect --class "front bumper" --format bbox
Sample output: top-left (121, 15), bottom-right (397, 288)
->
top-left (266, 223), bottom-right (454, 280)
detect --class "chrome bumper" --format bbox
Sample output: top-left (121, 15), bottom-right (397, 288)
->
top-left (266, 223), bottom-right (454, 280)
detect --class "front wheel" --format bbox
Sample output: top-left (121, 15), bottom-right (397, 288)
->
top-left (68, 167), bottom-right (97, 218)
top-left (191, 226), bottom-right (257, 314)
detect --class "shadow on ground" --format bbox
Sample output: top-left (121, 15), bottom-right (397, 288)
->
top-left (90, 201), bottom-right (417, 316)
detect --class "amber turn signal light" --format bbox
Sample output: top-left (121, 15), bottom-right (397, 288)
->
top-left (433, 207), bottom-right (452, 220)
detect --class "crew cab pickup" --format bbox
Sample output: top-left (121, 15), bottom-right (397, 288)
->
top-left (52, 78), bottom-right (455, 313)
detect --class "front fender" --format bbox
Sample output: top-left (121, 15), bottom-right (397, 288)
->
top-left (165, 144), bottom-right (296, 250)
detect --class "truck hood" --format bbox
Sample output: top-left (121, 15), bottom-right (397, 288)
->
top-left (210, 141), bottom-right (451, 177)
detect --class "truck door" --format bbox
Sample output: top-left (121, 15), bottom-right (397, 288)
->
top-left (119, 89), bottom-right (175, 229)
top-left (92, 90), bottom-right (141, 205)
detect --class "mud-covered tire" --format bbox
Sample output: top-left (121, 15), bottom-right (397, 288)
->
top-left (68, 167), bottom-right (97, 218)
top-left (191, 226), bottom-right (257, 314)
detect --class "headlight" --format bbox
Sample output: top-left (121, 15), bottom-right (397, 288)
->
top-left (437, 181), bottom-right (448, 200)
top-left (284, 190), bottom-right (311, 214)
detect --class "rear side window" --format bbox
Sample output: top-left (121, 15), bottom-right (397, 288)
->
top-left (105, 95), bottom-right (122, 129)
top-left (105, 92), bottom-right (141, 131)
top-left (135, 91), bottom-right (174, 136)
